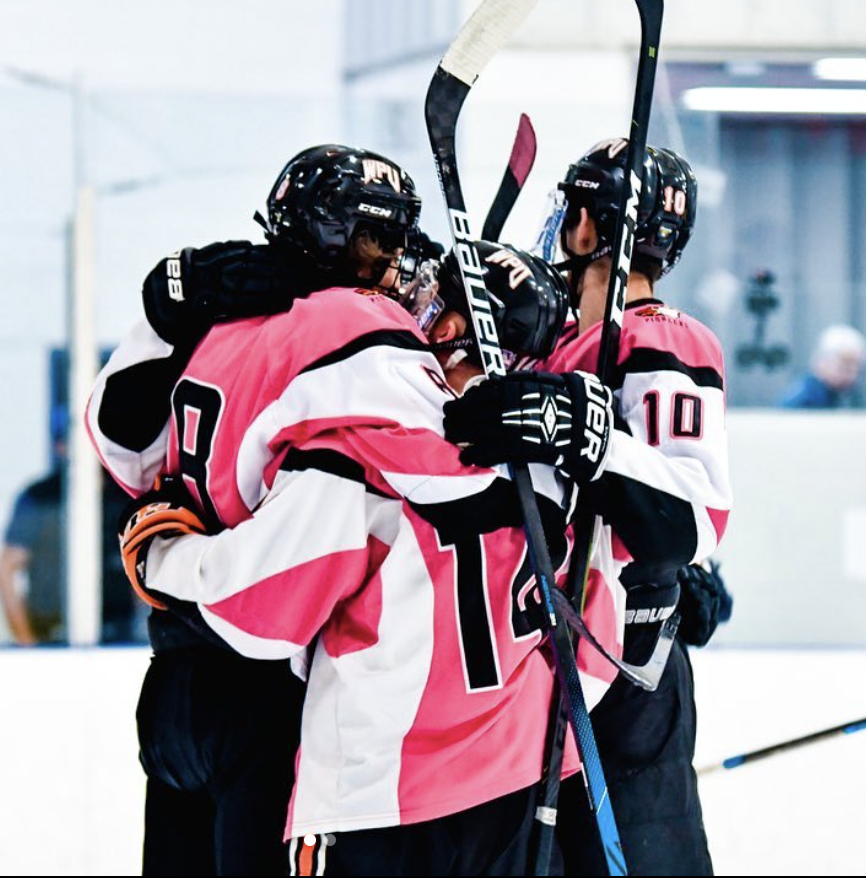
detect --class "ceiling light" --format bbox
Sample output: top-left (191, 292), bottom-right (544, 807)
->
top-left (682, 87), bottom-right (866, 115)
top-left (813, 58), bottom-right (866, 81)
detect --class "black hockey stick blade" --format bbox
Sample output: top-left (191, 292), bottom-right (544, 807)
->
top-left (481, 112), bottom-right (537, 242)
top-left (553, 589), bottom-right (678, 691)
top-left (697, 717), bottom-right (866, 776)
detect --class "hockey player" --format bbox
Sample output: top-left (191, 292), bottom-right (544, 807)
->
top-left (89, 144), bottom-right (429, 876)
top-left (443, 140), bottom-right (732, 875)
top-left (109, 240), bottom-right (620, 876)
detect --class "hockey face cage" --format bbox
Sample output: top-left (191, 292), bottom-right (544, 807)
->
top-left (400, 243), bottom-right (569, 365)
top-left (400, 258), bottom-right (445, 331)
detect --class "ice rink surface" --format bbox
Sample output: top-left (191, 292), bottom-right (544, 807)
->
top-left (693, 649), bottom-right (866, 877)
top-left (0, 646), bottom-right (864, 876)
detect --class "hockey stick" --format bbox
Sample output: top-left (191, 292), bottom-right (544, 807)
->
top-left (481, 112), bottom-right (537, 241)
top-left (535, 1), bottom-right (666, 873)
top-left (563, 0), bottom-right (668, 675)
top-left (424, 2), bottom-right (626, 875)
top-left (697, 717), bottom-right (866, 777)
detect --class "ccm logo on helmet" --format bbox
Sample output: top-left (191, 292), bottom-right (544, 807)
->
top-left (362, 159), bottom-right (402, 193)
top-left (358, 203), bottom-right (394, 218)
top-left (579, 373), bottom-right (610, 464)
top-left (571, 179), bottom-right (600, 190)
top-left (166, 250), bottom-right (184, 302)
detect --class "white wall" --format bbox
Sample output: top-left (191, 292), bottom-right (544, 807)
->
top-left (0, 646), bottom-right (864, 876)
top-left (0, 648), bottom-right (149, 877)
top-left (487, 0), bottom-right (866, 53)
top-left (0, 0), bottom-right (344, 556)
top-left (694, 648), bottom-right (866, 877)
top-left (0, 0), bottom-right (343, 96)
top-left (716, 412), bottom-right (866, 646)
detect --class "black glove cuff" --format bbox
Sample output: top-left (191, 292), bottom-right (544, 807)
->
top-left (142, 249), bottom-right (204, 346)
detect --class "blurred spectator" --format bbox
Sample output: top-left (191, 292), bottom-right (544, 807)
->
top-left (0, 422), bottom-right (144, 646)
top-left (779, 324), bottom-right (866, 409)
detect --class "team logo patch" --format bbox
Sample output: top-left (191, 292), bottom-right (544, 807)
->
top-left (635, 305), bottom-right (682, 320)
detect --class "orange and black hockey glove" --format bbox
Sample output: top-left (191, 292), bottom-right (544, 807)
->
top-left (118, 476), bottom-right (206, 609)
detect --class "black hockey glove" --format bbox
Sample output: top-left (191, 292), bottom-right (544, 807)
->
top-left (142, 240), bottom-right (294, 346)
top-left (676, 560), bottom-right (732, 647)
top-left (442, 369), bottom-right (614, 484)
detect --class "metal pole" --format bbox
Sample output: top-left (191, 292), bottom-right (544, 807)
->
top-left (66, 74), bottom-right (101, 646)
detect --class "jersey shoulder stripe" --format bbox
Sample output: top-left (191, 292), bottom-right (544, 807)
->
top-left (614, 348), bottom-right (723, 390)
top-left (299, 328), bottom-right (429, 376)
top-left (279, 446), bottom-right (395, 499)
top-left (542, 300), bottom-right (725, 384)
top-left (256, 286), bottom-right (428, 379)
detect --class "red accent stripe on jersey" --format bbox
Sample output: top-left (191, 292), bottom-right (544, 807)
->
top-left (707, 507), bottom-right (729, 543)
top-left (204, 538), bottom-right (386, 647)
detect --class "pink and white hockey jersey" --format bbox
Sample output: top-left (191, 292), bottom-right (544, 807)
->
top-left (87, 288), bottom-right (622, 837)
top-left (536, 298), bottom-right (732, 639)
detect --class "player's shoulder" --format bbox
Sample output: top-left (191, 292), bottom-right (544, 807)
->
top-left (187, 288), bottom-right (429, 402)
top-left (622, 299), bottom-right (724, 375)
top-left (264, 286), bottom-right (428, 368)
top-left (303, 286), bottom-right (427, 337)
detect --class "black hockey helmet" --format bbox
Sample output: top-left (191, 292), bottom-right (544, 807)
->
top-left (401, 241), bottom-right (569, 361)
top-left (558, 138), bottom-right (697, 278)
top-left (256, 144), bottom-right (423, 289)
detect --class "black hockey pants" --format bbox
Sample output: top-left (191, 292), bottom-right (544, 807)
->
top-left (290, 783), bottom-right (556, 876)
top-left (556, 639), bottom-right (713, 876)
top-left (136, 645), bottom-right (305, 876)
